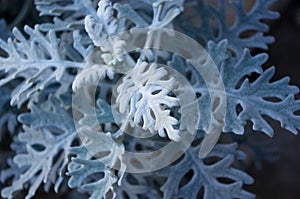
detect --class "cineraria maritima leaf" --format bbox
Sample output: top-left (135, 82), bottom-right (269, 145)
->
top-left (116, 62), bottom-right (181, 141)
top-left (180, 0), bottom-right (279, 58)
top-left (0, 0), bottom-right (299, 199)
top-left (1, 96), bottom-right (77, 199)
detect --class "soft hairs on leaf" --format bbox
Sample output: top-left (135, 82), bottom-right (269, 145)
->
top-left (35, 0), bottom-right (99, 32)
top-left (1, 0), bottom-right (299, 199)
top-left (67, 128), bottom-right (126, 199)
top-left (1, 96), bottom-right (77, 199)
top-left (0, 26), bottom-right (83, 106)
top-left (160, 141), bottom-right (255, 199)
top-left (150, 0), bottom-right (184, 28)
top-left (213, 40), bottom-right (300, 136)
top-left (171, 39), bottom-right (300, 137)
top-left (85, 0), bottom-right (121, 46)
top-left (72, 64), bottom-right (115, 91)
top-left (79, 99), bottom-right (115, 129)
top-left (181, 0), bottom-right (279, 58)
top-left (116, 62), bottom-right (181, 141)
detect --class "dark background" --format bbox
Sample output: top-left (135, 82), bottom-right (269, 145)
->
top-left (0, 0), bottom-right (300, 198)
top-left (249, 0), bottom-right (300, 198)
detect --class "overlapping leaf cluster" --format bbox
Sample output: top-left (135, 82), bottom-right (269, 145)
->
top-left (0, 0), bottom-right (299, 199)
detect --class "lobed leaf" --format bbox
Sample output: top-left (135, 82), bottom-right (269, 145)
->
top-left (181, 0), bottom-right (279, 57)
top-left (0, 26), bottom-right (83, 105)
top-left (160, 141), bottom-right (255, 199)
top-left (67, 128), bottom-right (125, 199)
top-left (116, 62), bottom-right (181, 141)
top-left (1, 96), bottom-right (77, 199)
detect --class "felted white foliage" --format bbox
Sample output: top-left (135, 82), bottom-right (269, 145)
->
top-left (35, 0), bottom-right (99, 32)
top-left (113, 3), bottom-right (149, 27)
top-left (1, 96), bottom-right (76, 199)
top-left (0, 158), bottom-right (23, 185)
top-left (67, 128), bottom-right (126, 199)
top-left (1, 137), bottom-right (27, 185)
top-left (72, 64), bottom-right (115, 91)
top-left (181, 0), bottom-right (279, 58)
top-left (212, 40), bottom-right (300, 136)
top-left (86, 0), bottom-right (184, 58)
top-left (85, 0), bottom-right (121, 46)
top-left (71, 42), bottom-right (131, 92)
top-left (1, 0), bottom-right (300, 199)
top-left (79, 99), bottom-right (115, 129)
top-left (160, 141), bottom-right (255, 199)
top-left (150, 0), bottom-right (184, 28)
top-left (119, 133), bottom-right (255, 199)
top-left (0, 26), bottom-right (83, 105)
top-left (116, 0), bottom-right (184, 28)
top-left (72, 0), bottom-right (136, 91)
top-left (116, 62), bottom-right (181, 141)
top-left (73, 0), bottom-right (186, 92)
top-left (71, 30), bottom-right (110, 91)
top-left (169, 39), bottom-right (300, 137)
top-left (101, 39), bottom-right (127, 66)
